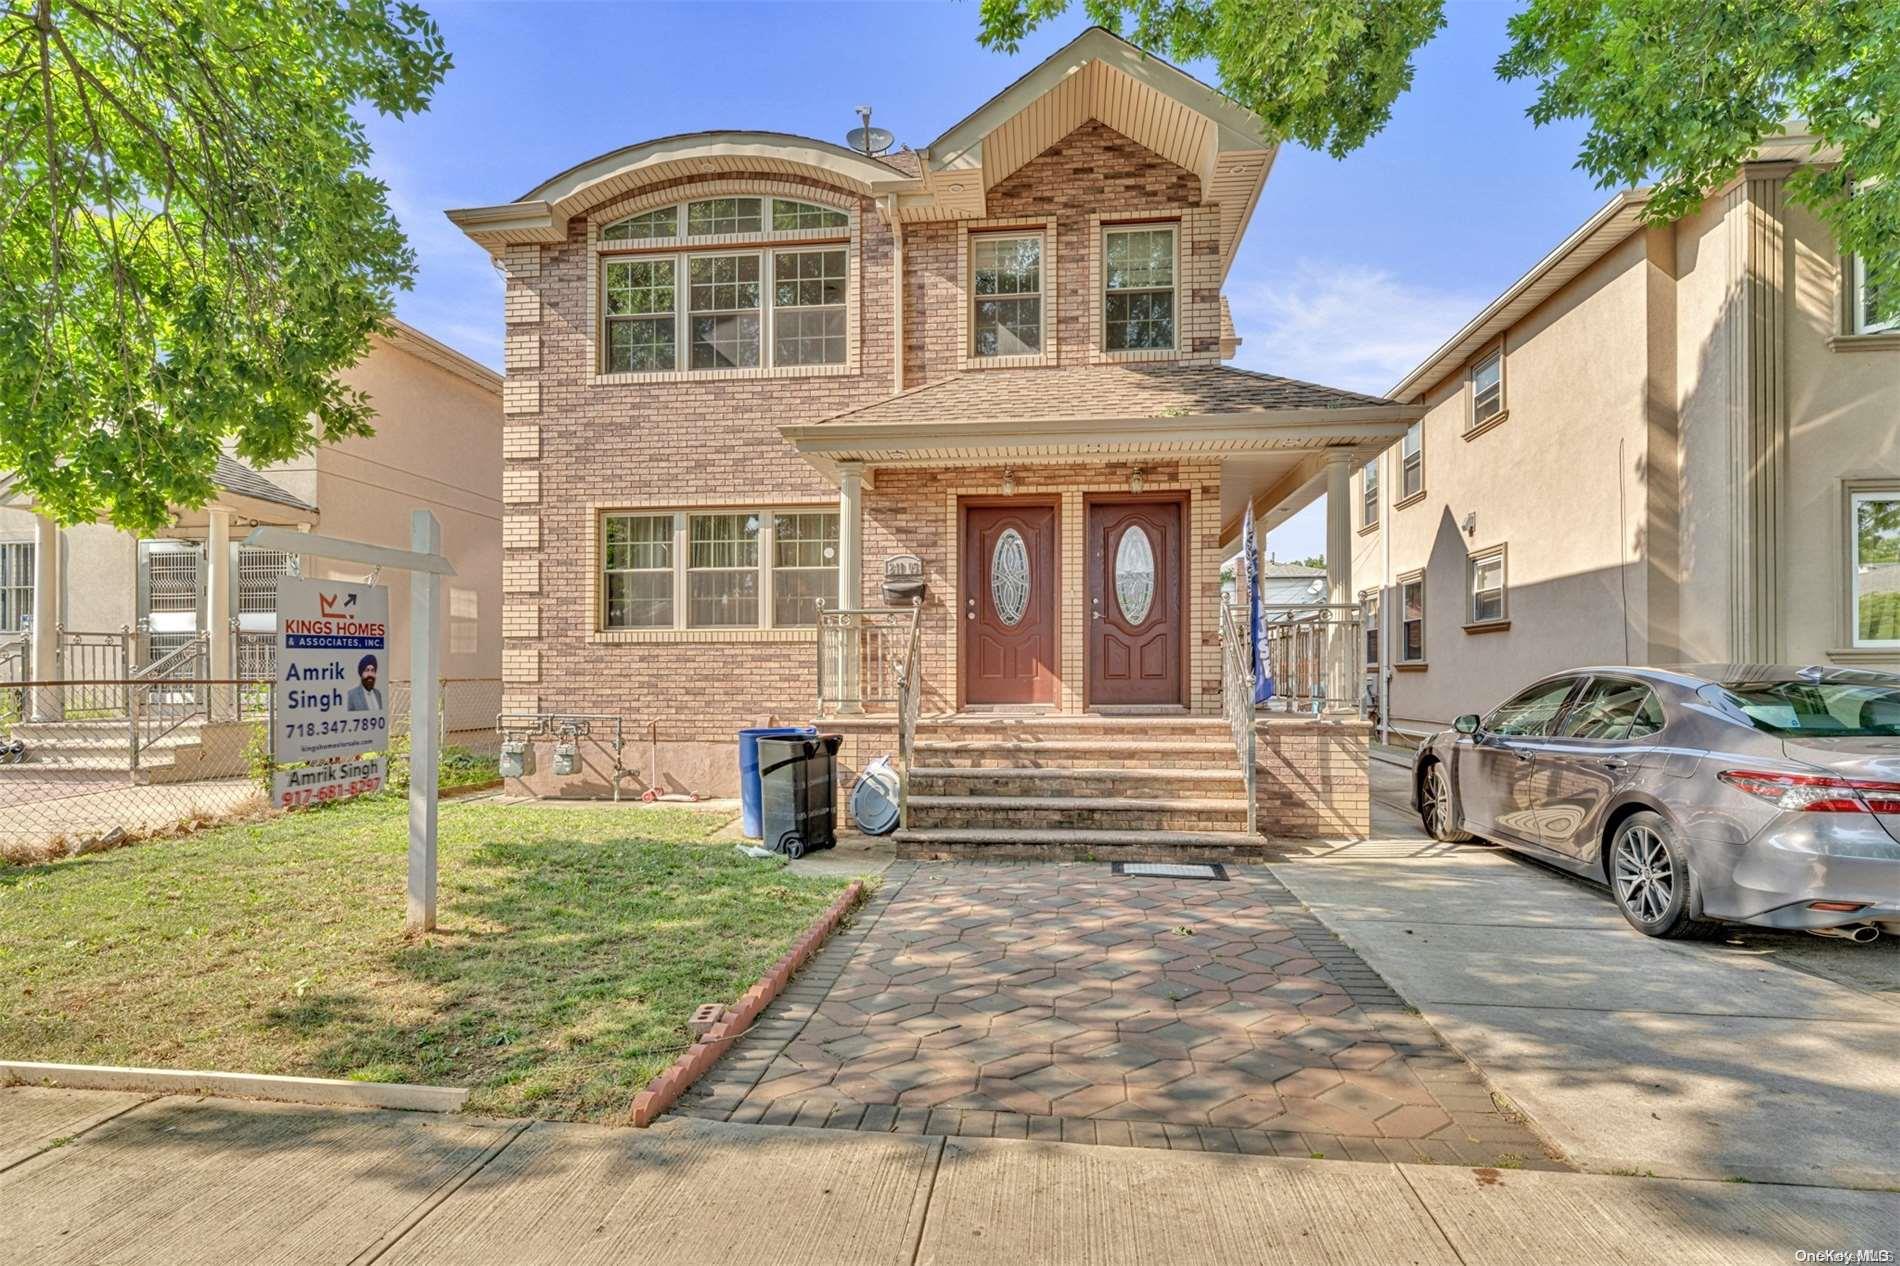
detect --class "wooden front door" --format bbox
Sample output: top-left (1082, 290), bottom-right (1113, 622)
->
top-left (1088, 497), bottom-right (1184, 707)
top-left (962, 501), bottom-right (1059, 706)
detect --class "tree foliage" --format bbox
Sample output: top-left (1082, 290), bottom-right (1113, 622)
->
top-left (978, 1), bottom-right (1897, 318)
top-left (0, 0), bottom-right (450, 532)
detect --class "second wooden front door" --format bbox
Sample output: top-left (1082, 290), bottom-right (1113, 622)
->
top-left (1088, 497), bottom-right (1184, 707)
top-left (962, 501), bottom-right (1058, 706)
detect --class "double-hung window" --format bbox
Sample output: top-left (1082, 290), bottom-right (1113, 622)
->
top-left (1401, 423), bottom-right (1422, 499)
top-left (1362, 459), bottom-right (1380, 529)
top-left (971, 234), bottom-right (1043, 358)
top-left (1469, 547), bottom-right (1507, 625)
top-left (602, 509), bottom-right (840, 632)
top-left (1470, 349), bottom-right (1504, 429)
top-left (1398, 573), bottom-right (1426, 663)
top-left (0, 541), bottom-right (32, 633)
top-left (1853, 255), bottom-right (1897, 335)
top-left (1850, 488), bottom-right (1900, 647)
top-left (598, 195), bottom-right (850, 374)
top-left (1104, 225), bottom-right (1176, 350)
top-left (1363, 593), bottom-right (1380, 670)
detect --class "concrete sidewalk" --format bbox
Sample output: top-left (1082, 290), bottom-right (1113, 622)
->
top-left (2, 1086), bottom-right (1893, 1265)
top-left (1270, 761), bottom-right (1900, 1189)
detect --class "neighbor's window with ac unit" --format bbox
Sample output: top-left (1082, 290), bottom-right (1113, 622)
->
top-left (0, 541), bottom-right (33, 633)
top-left (1469, 547), bottom-right (1507, 626)
top-left (599, 195), bottom-right (850, 375)
top-left (1850, 487), bottom-right (1900, 648)
top-left (1469, 349), bottom-right (1504, 430)
top-left (601, 509), bottom-right (839, 632)
top-left (1104, 225), bottom-right (1177, 351)
top-left (970, 233), bottom-right (1044, 358)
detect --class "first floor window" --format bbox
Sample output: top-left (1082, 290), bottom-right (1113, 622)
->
top-left (0, 541), bottom-right (32, 633)
top-left (971, 234), bottom-right (1043, 357)
top-left (1470, 349), bottom-right (1503, 429)
top-left (601, 510), bottom-right (841, 630)
top-left (604, 258), bottom-right (678, 373)
top-left (1398, 574), bottom-right (1425, 662)
top-left (772, 248), bottom-right (847, 366)
top-left (1401, 423), bottom-right (1422, 498)
top-left (1854, 255), bottom-right (1897, 335)
top-left (688, 512), bottom-right (761, 626)
top-left (1852, 488), bottom-right (1900, 646)
top-left (603, 514), bottom-right (674, 629)
top-left (1470, 548), bottom-right (1506, 624)
top-left (689, 254), bottom-right (762, 369)
top-left (1104, 225), bottom-right (1176, 350)
top-left (773, 512), bottom-right (840, 626)
top-left (1362, 459), bottom-right (1379, 528)
top-left (1363, 593), bottom-right (1380, 668)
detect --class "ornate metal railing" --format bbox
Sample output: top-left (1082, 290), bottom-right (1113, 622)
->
top-left (1260, 603), bottom-right (1367, 716)
top-left (128, 633), bottom-right (209, 770)
top-left (893, 599), bottom-right (925, 831)
top-left (1219, 595), bottom-right (1258, 835)
top-left (815, 600), bottom-right (922, 715)
top-left (0, 632), bottom-right (26, 728)
top-left (55, 627), bottom-right (136, 716)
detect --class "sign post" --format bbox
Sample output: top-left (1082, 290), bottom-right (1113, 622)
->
top-left (407, 510), bottom-right (443, 932)
top-left (244, 516), bottom-right (455, 934)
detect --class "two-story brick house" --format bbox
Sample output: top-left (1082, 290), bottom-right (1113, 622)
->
top-left (450, 28), bottom-right (1419, 846)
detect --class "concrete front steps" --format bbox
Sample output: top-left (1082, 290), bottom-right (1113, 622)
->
top-left (891, 714), bottom-right (1259, 858)
top-left (0, 719), bottom-right (239, 784)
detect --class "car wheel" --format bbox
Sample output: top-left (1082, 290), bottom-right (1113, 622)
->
top-left (1419, 760), bottom-right (1476, 843)
top-left (1609, 811), bottom-right (1719, 939)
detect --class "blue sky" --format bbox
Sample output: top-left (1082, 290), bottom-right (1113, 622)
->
top-left (368, 0), bottom-right (1606, 560)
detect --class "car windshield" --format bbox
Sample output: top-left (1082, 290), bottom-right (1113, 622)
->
top-left (1711, 680), bottom-right (1900, 737)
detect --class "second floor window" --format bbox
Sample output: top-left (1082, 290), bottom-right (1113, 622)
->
top-left (1470, 547), bottom-right (1507, 624)
top-left (1854, 255), bottom-right (1897, 336)
top-left (1104, 226), bottom-right (1176, 350)
top-left (1401, 423), bottom-right (1422, 499)
top-left (1470, 349), bottom-right (1504, 429)
top-left (971, 234), bottom-right (1043, 357)
top-left (1362, 459), bottom-right (1379, 528)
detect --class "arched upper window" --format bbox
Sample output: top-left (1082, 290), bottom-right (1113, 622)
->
top-left (597, 191), bottom-right (853, 376)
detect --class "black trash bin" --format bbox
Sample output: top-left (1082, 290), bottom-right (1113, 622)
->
top-left (755, 733), bottom-right (842, 859)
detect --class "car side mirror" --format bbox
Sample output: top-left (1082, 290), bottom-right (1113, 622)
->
top-left (1454, 714), bottom-right (1481, 735)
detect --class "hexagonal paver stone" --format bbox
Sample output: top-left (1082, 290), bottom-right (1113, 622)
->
top-left (1274, 1067), bottom-right (1344, 1099)
top-left (1014, 1063), bottom-right (1094, 1100)
top-left (960, 992), bottom-right (1028, 1016)
top-left (1373, 1104), bottom-right (1455, 1139)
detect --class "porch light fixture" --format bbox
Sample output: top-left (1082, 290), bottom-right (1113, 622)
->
top-left (1002, 468), bottom-right (1017, 496)
top-left (1129, 467), bottom-right (1146, 494)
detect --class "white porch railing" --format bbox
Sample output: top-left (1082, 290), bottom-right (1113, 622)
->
top-left (814, 600), bottom-right (923, 716)
top-left (1218, 595), bottom-right (1259, 835)
top-left (1259, 603), bottom-right (1367, 716)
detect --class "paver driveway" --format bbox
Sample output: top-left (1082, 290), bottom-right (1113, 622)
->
top-left (675, 863), bottom-right (1558, 1167)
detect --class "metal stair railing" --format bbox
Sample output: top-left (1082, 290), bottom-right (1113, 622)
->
top-left (1219, 595), bottom-right (1259, 835)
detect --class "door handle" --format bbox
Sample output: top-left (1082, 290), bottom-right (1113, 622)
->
top-left (1512, 748), bottom-right (1534, 763)
top-left (1600, 758), bottom-right (1628, 770)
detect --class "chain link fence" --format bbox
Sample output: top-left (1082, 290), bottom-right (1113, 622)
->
top-left (1, 676), bottom-right (503, 863)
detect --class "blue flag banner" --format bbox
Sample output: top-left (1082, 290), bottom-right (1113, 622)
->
top-left (1243, 505), bottom-right (1272, 705)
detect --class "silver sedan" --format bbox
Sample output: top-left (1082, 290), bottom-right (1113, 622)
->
top-left (1410, 664), bottom-right (1900, 940)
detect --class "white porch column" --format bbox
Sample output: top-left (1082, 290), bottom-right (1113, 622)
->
top-left (837, 462), bottom-right (864, 712)
top-left (207, 508), bottom-right (233, 714)
top-left (30, 512), bottom-right (62, 720)
top-left (1324, 453), bottom-right (1356, 713)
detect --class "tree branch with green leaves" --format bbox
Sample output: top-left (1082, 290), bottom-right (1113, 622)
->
top-left (0, 0), bottom-right (450, 533)
top-left (978, 0), bottom-right (1896, 320)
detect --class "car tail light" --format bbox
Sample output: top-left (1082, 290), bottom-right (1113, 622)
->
top-left (1717, 769), bottom-right (1900, 814)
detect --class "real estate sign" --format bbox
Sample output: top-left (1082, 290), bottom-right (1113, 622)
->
top-left (272, 755), bottom-right (387, 810)
top-left (274, 577), bottom-right (391, 765)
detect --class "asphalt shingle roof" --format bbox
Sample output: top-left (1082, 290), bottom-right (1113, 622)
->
top-left (214, 455), bottom-right (316, 513)
top-left (815, 363), bottom-right (1398, 428)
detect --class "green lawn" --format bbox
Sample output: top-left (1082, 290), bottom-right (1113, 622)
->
top-left (0, 798), bottom-right (854, 1120)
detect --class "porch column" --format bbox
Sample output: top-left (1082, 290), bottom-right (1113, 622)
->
top-left (207, 508), bottom-right (233, 716)
top-left (1323, 453), bottom-right (1355, 713)
top-left (837, 462), bottom-right (864, 712)
top-left (30, 512), bottom-right (62, 720)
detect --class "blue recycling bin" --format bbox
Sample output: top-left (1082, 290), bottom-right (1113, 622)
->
top-left (738, 725), bottom-right (817, 838)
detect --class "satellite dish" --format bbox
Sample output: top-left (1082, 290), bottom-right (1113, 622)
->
top-left (846, 125), bottom-right (895, 156)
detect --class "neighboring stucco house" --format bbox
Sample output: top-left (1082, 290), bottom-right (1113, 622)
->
top-left (1, 320), bottom-right (504, 706)
top-left (449, 28), bottom-right (1417, 842)
top-left (1349, 133), bottom-right (1900, 737)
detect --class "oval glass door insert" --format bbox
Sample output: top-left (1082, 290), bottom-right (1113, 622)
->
top-left (991, 528), bottom-right (1031, 626)
top-left (1114, 526), bottom-right (1156, 625)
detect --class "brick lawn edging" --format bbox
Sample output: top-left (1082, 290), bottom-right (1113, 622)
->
top-left (628, 879), bottom-right (866, 1127)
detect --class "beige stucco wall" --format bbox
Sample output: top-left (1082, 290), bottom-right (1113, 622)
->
top-left (0, 514), bottom-right (137, 635)
top-left (1353, 231), bottom-right (1659, 732)
top-left (1669, 195), bottom-right (1738, 663)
